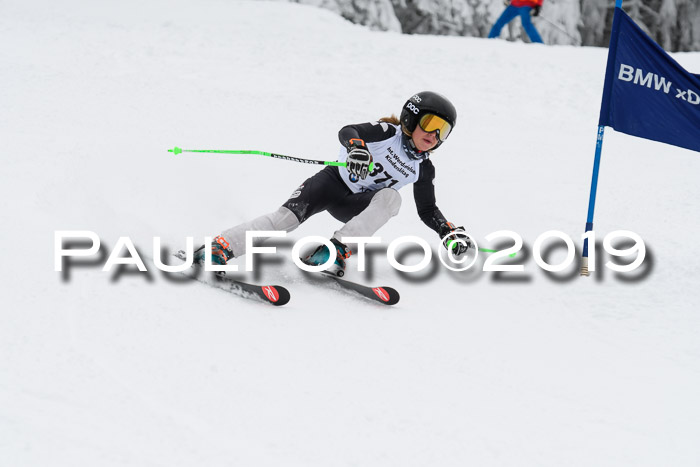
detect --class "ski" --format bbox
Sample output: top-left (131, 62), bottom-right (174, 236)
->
top-left (318, 272), bottom-right (400, 306)
top-left (172, 250), bottom-right (396, 306)
top-left (174, 250), bottom-right (290, 306)
top-left (207, 274), bottom-right (290, 306)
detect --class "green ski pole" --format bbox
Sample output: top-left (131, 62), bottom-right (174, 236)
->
top-left (169, 146), bottom-right (374, 171)
top-left (479, 247), bottom-right (517, 258)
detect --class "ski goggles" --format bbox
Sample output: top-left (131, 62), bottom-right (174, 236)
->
top-left (418, 113), bottom-right (452, 141)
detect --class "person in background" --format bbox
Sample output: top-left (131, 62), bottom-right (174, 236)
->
top-left (488, 0), bottom-right (544, 44)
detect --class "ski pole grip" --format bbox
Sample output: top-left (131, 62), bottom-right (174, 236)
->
top-left (326, 161), bottom-right (375, 172)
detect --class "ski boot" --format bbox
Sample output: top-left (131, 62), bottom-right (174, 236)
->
top-left (302, 237), bottom-right (351, 277)
top-left (194, 235), bottom-right (234, 266)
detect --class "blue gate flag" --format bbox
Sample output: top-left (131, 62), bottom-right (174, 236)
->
top-left (599, 8), bottom-right (700, 153)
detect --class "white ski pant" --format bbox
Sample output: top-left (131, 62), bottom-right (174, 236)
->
top-left (219, 187), bottom-right (401, 257)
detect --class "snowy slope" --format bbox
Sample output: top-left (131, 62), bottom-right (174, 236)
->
top-left (2, 0), bottom-right (700, 466)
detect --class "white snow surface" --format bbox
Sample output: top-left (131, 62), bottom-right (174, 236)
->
top-left (2, 1), bottom-right (700, 466)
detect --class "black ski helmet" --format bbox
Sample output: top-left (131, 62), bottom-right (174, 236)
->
top-left (400, 91), bottom-right (457, 150)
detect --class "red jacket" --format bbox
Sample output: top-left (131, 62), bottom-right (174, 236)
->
top-left (511, 0), bottom-right (543, 7)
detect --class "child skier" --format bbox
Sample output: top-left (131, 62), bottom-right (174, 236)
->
top-left (195, 91), bottom-right (471, 276)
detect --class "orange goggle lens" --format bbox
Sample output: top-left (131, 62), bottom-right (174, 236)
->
top-left (419, 114), bottom-right (452, 141)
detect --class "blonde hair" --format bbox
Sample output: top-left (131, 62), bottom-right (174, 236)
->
top-left (379, 114), bottom-right (411, 136)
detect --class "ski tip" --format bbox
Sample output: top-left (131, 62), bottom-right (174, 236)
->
top-left (372, 286), bottom-right (400, 305)
top-left (260, 285), bottom-right (290, 306)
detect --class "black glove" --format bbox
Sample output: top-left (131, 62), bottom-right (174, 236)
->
top-left (346, 138), bottom-right (372, 180)
top-left (531, 5), bottom-right (541, 16)
top-left (439, 222), bottom-right (472, 257)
